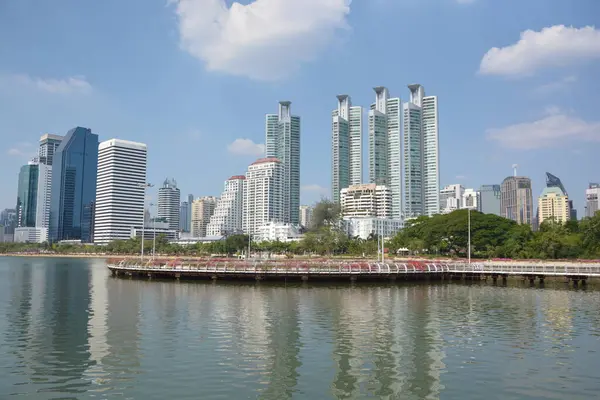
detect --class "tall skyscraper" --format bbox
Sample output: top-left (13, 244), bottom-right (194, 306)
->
top-left (538, 186), bottom-right (570, 225)
top-left (332, 95), bottom-right (362, 202)
top-left (158, 178), bottom-right (181, 231)
top-left (207, 175), bottom-right (246, 236)
top-left (191, 196), bottom-right (218, 237)
top-left (93, 139), bottom-right (147, 244)
top-left (478, 184), bottom-right (501, 216)
top-left (265, 101), bottom-right (300, 225)
top-left (368, 87), bottom-right (402, 218)
top-left (243, 157), bottom-right (285, 236)
top-left (500, 175), bottom-right (533, 226)
top-left (403, 84), bottom-right (439, 217)
top-left (16, 162), bottom-right (39, 228)
top-left (545, 172), bottom-right (576, 220)
top-left (179, 201), bottom-right (190, 232)
top-left (38, 134), bottom-right (64, 165)
top-left (585, 183), bottom-right (600, 218)
top-left (49, 127), bottom-right (99, 243)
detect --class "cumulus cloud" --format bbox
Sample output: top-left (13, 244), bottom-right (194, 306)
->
top-left (486, 110), bottom-right (600, 150)
top-left (172, 0), bottom-right (351, 80)
top-left (227, 138), bottom-right (265, 156)
top-left (10, 74), bottom-right (93, 94)
top-left (479, 25), bottom-right (600, 76)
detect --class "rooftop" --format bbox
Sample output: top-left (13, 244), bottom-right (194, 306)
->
top-left (250, 157), bottom-right (281, 166)
top-left (228, 175), bottom-right (246, 180)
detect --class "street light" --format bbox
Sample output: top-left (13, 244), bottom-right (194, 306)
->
top-left (149, 202), bottom-right (156, 260)
top-left (467, 208), bottom-right (471, 265)
top-left (137, 182), bottom-right (154, 260)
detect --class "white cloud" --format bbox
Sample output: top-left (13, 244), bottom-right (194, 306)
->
top-left (172, 0), bottom-right (351, 80)
top-left (227, 138), bottom-right (265, 156)
top-left (7, 142), bottom-right (35, 158)
top-left (486, 110), bottom-right (600, 150)
top-left (301, 184), bottom-right (329, 194)
top-left (479, 25), bottom-right (600, 76)
top-left (9, 74), bottom-right (93, 94)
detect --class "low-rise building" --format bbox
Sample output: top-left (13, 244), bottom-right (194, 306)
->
top-left (342, 217), bottom-right (403, 240)
top-left (14, 227), bottom-right (48, 243)
top-left (255, 222), bottom-right (303, 242)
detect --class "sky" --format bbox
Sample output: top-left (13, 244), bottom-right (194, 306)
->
top-left (1, 0), bottom-right (599, 215)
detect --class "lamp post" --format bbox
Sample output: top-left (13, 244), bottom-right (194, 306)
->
top-left (467, 208), bottom-right (471, 266)
top-left (149, 202), bottom-right (156, 260)
top-left (137, 182), bottom-right (153, 260)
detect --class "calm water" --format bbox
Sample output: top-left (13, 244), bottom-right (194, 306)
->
top-left (1, 258), bottom-right (600, 399)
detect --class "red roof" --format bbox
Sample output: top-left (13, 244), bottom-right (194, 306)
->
top-left (228, 175), bottom-right (246, 180)
top-left (251, 157), bottom-right (281, 165)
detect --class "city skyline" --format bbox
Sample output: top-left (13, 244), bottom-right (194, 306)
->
top-left (1, 0), bottom-right (599, 214)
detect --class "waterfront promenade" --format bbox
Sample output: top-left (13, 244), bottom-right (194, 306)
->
top-left (108, 259), bottom-right (600, 284)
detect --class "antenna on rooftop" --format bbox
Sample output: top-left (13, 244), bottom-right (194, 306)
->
top-left (512, 164), bottom-right (518, 177)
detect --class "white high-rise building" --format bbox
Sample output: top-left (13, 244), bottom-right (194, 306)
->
top-left (341, 184), bottom-right (392, 218)
top-left (207, 176), bottom-right (246, 236)
top-left (94, 139), bottom-right (147, 244)
top-left (266, 101), bottom-right (300, 225)
top-left (35, 163), bottom-right (52, 228)
top-left (368, 87), bottom-right (402, 219)
top-left (585, 183), bottom-right (600, 218)
top-left (462, 188), bottom-right (479, 210)
top-left (404, 84), bottom-right (439, 217)
top-left (38, 134), bottom-right (64, 166)
top-left (158, 178), bottom-right (181, 231)
top-left (299, 205), bottom-right (313, 228)
top-left (243, 157), bottom-right (285, 236)
top-left (191, 196), bottom-right (219, 238)
top-left (332, 95), bottom-right (362, 203)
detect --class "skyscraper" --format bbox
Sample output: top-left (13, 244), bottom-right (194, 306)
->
top-left (299, 205), bottom-right (313, 229)
top-left (38, 134), bottom-right (64, 165)
top-left (158, 178), bottom-right (181, 231)
top-left (332, 95), bottom-right (362, 202)
top-left (478, 184), bottom-right (501, 216)
top-left (179, 201), bottom-right (190, 232)
top-left (538, 186), bottom-right (570, 225)
top-left (207, 175), bottom-right (246, 236)
top-left (500, 175), bottom-right (533, 226)
top-left (34, 163), bottom-right (52, 228)
top-left (243, 157), bottom-right (285, 236)
top-left (368, 87), bottom-right (402, 218)
top-left (545, 172), bottom-right (576, 220)
top-left (49, 127), bottom-right (99, 243)
top-left (93, 139), bottom-right (147, 244)
top-left (403, 84), bottom-right (439, 217)
top-left (265, 101), bottom-right (300, 225)
top-left (16, 162), bottom-right (39, 228)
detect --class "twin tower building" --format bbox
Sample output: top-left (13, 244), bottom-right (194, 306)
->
top-left (333, 85), bottom-right (440, 218)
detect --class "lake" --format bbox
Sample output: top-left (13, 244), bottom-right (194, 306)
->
top-left (1, 257), bottom-right (599, 399)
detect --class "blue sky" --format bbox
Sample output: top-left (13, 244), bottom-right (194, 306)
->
top-left (1, 0), bottom-right (599, 214)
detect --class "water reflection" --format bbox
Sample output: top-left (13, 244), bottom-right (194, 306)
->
top-left (1, 258), bottom-right (599, 399)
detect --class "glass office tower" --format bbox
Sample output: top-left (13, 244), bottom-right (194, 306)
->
top-left (49, 127), bottom-right (99, 243)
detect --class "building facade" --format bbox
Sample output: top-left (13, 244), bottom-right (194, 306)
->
top-left (299, 205), bottom-right (313, 229)
top-left (266, 101), bottom-right (300, 225)
top-left (16, 163), bottom-right (39, 228)
top-left (538, 186), bottom-right (570, 225)
top-left (340, 184), bottom-right (391, 218)
top-left (500, 176), bottom-right (533, 225)
top-left (207, 175), bottom-right (246, 236)
top-left (49, 127), bottom-right (99, 243)
top-left (191, 196), bottom-right (218, 238)
top-left (478, 184), bottom-right (501, 216)
top-left (586, 183), bottom-right (600, 218)
top-left (14, 227), bottom-right (48, 243)
top-left (93, 139), bottom-right (147, 244)
top-left (439, 184), bottom-right (464, 214)
top-left (179, 201), bottom-right (190, 232)
top-left (243, 158), bottom-right (285, 236)
top-left (256, 222), bottom-right (303, 243)
top-left (342, 217), bottom-right (404, 240)
top-left (462, 188), bottom-right (479, 210)
top-left (158, 178), bottom-right (181, 231)
top-left (34, 163), bottom-right (52, 228)
top-left (368, 87), bottom-right (402, 218)
top-left (331, 95), bottom-right (362, 203)
top-left (403, 84), bottom-right (440, 217)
